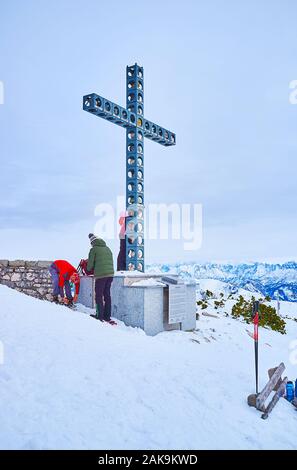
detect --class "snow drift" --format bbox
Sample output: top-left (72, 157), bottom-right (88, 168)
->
top-left (0, 285), bottom-right (296, 450)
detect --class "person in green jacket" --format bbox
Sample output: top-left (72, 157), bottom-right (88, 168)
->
top-left (87, 233), bottom-right (116, 324)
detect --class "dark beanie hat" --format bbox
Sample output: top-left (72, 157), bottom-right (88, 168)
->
top-left (88, 233), bottom-right (98, 245)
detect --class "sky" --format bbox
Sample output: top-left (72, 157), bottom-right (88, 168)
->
top-left (0, 0), bottom-right (296, 265)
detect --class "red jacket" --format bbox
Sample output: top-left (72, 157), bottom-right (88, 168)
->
top-left (119, 211), bottom-right (128, 239)
top-left (53, 260), bottom-right (80, 294)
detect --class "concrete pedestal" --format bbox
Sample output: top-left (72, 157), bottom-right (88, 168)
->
top-left (78, 273), bottom-right (196, 336)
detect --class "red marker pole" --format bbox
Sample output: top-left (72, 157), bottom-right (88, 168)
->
top-left (252, 301), bottom-right (260, 395)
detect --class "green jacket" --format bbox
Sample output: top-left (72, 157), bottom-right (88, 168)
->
top-left (87, 239), bottom-right (114, 279)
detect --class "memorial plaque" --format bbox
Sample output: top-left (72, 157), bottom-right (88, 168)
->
top-left (168, 284), bottom-right (186, 324)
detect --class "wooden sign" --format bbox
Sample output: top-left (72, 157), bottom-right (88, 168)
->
top-left (256, 363), bottom-right (285, 410)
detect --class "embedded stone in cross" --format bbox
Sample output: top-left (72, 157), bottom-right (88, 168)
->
top-left (83, 63), bottom-right (176, 272)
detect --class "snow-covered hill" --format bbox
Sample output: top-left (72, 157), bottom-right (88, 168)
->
top-left (147, 261), bottom-right (297, 302)
top-left (0, 285), bottom-right (297, 450)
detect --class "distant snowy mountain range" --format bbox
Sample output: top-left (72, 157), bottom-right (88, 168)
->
top-left (147, 261), bottom-right (297, 302)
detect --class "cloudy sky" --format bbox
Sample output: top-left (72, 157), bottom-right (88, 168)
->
top-left (0, 0), bottom-right (296, 265)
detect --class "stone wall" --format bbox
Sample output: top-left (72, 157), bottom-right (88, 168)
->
top-left (0, 260), bottom-right (54, 301)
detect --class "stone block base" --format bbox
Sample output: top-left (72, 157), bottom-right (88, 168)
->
top-left (78, 273), bottom-right (196, 336)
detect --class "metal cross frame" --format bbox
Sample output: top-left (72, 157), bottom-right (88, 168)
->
top-left (83, 63), bottom-right (176, 272)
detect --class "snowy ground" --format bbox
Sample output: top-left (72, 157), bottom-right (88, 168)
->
top-left (0, 284), bottom-right (297, 450)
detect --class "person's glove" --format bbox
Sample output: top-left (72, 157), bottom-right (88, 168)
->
top-left (73, 294), bottom-right (78, 303)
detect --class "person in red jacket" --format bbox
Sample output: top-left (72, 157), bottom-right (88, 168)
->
top-left (49, 260), bottom-right (80, 305)
top-left (117, 211), bottom-right (128, 271)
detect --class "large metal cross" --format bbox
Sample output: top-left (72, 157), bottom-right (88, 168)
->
top-left (83, 63), bottom-right (176, 272)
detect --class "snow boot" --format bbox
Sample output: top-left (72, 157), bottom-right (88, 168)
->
top-left (66, 299), bottom-right (75, 309)
top-left (105, 319), bottom-right (117, 326)
top-left (90, 304), bottom-right (104, 321)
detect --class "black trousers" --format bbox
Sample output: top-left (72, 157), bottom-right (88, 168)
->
top-left (95, 277), bottom-right (113, 321)
top-left (117, 238), bottom-right (126, 271)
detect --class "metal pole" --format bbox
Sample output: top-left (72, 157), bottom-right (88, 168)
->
top-left (253, 301), bottom-right (260, 395)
